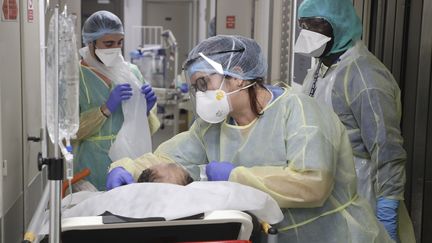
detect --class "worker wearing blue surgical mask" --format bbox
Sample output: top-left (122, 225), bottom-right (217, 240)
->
top-left (105, 35), bottom-right (394, 242)
top-left (293, 0), bottom-right (414, 242)
top-left (74, 10), bottom-right (160, 190)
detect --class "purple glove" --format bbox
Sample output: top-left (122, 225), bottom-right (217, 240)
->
top-left (141, 84), bottom-right (157, 114)
top-left (179, 83), bottom-right (189, 93)
top-left (206, 161), bottom-right (235, 181)
top-left (106, 167), bottom-right (134, 190)
top-left (106, 83), bottom-right (133, 113)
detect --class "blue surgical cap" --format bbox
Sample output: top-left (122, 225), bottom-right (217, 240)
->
top-left (298, 0), bottom-right (362, 54)
top-left (185, 35), bottom-right (267, 81)
top-left (82, 10), bottom-right (124, 45)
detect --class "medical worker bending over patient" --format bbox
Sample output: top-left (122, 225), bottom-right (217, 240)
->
top-left (106, 35), bottom-right (392, 242)
top-left (73, 11), bottom-right (160, 190)
top-left (293, 0), bottom-right (413, 241)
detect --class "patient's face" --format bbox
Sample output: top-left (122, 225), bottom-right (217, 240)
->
top-left (137, 163), bottom-right (193, 185)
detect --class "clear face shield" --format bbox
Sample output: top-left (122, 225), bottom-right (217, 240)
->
top-left (183, 48), bottom-right (245, 94)
top-left (182, 49), bottom-right (246, 123)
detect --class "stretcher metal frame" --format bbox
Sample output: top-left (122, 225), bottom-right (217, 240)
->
top-left (47, 210), bottom-right (255, 243)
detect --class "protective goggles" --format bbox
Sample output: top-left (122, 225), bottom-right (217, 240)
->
top-left (298, 17), bottom-right (331, 31)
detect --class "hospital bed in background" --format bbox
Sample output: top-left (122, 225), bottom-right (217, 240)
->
top-left (130, 26), bottom-right (191, 136)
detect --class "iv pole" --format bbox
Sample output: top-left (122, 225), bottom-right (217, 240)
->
top-left (49, 7), bottom-right (62, 243)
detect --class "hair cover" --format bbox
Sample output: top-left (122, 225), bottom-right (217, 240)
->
top-left (185, 35), bottom-right (267, 80)
top-left (82, 10), bottom-right (124, 44)
top-left (298, 0), bottom-right (362, 53)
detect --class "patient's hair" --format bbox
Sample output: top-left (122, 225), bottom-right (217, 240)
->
top-left (137, 164), bottom-right (194, 186)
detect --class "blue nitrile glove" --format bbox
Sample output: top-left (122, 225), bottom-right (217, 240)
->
top-left (376, 197), bottom-right (399, 241)
top-left (106, 167), bottom-right (134, 190)
top-left (106, 83), bottom-right (133, 113)
top-left (179, 83), bottom-right (189, 93)
top-left (206, 161), bottom-right (235, 181)
top-left (141, 84), bottom-right (157, 114)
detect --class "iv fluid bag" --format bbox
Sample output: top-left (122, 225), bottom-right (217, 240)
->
top-left (46, 10), bottom-right (79, 143)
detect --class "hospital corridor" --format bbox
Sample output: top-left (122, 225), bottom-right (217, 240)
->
top-left (0, 0), bottom-right (431, 242)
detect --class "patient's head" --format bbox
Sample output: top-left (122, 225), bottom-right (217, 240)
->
top-left (137, 163), bottom-right (194, 186)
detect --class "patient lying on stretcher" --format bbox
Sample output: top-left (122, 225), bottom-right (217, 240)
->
top-left (71, 163), bottom-right (193, 193)
top-left (39, 165), bottom-right (284, 238)
top-left (137, 163), bottom-right (194, 185)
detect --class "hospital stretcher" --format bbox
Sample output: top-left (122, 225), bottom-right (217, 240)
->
top-left (55, 210), bottom-right (255, 243)
top-left (39, 175), bottom-right (282, 243)
top-left (39, 210), bottom-right (279, 242)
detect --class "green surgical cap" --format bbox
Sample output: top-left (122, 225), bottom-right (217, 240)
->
top-left (298, 0), bottom-right (362, 54)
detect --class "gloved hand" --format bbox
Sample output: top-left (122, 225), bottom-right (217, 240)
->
top-left (106, 83), bottom-right (133, 113)
top-left (206, 161), bottom-right (235, 181)
top-left (179, 83), bottom-right (189, 93)
top-left (106, 167), bottom-right (134, 190)
top-left (376, 197), bottom-right (399, 241)
top-left (141, 84), bottom-right (157, 114)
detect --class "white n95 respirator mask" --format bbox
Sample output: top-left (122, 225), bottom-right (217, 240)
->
top-left (95, 48), bottom-right (124, 67)
top-left (294, 29), bottom-right (331, 57)
top-left (196, 90), bottom-right (231, 123)
top-left (195, 82), bottom-right (256, 124)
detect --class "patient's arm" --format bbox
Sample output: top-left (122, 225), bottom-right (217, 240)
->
top-left (137, 163), bottom-right (193, 185)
